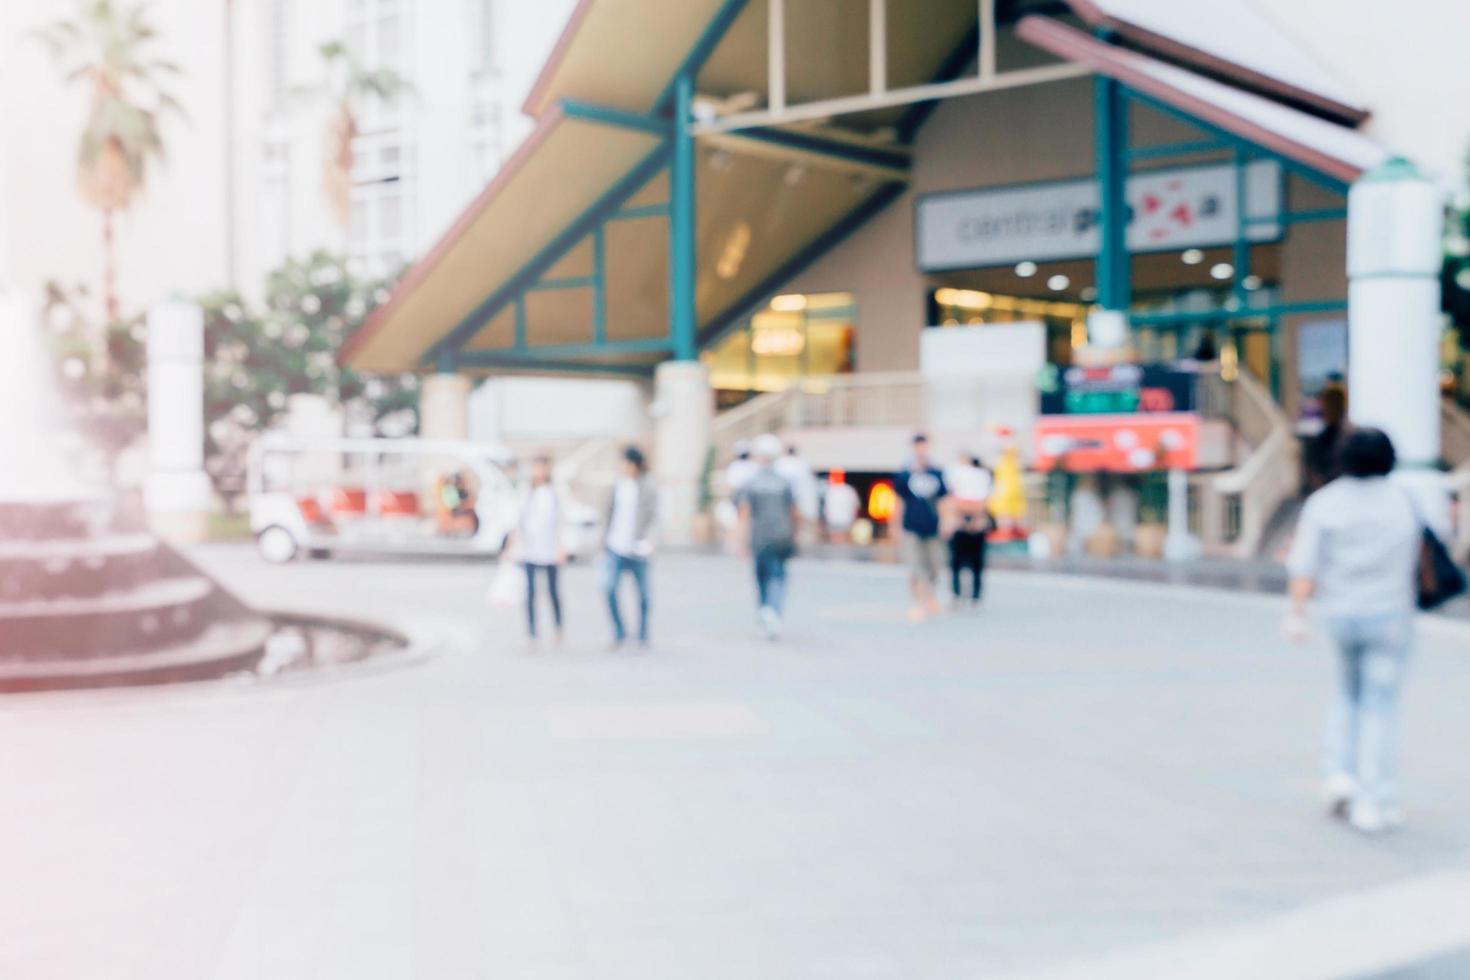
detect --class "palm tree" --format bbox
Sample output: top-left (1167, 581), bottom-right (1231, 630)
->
top-left (302, 40), bottom-right (413, 229)
top-left (35, 1), bottom-right (184, 329)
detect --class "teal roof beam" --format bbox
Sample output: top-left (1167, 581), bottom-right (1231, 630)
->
top-left (560, 99), bottom-right (672, 136)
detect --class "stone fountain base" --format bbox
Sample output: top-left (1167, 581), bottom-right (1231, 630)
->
top-left (0, 492), bottom-right (404, 693)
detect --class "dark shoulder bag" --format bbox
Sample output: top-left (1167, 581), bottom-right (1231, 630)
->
top-left (1403, 490), bottom-right (1468, 610)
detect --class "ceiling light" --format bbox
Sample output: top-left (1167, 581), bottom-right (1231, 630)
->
top-left (1047, 274), bottom-right (1071, 291)
top-left (1209, 263), bottom-right (1234, 280)
top-left (1242, 274), bottom-right (1263, 291)
top-left (1181, 248), bottom-right (1205, 265)
top-left (769, 294), bottom-right (808, 312)
top-left (1014, 261), bottom-right (1038, 278)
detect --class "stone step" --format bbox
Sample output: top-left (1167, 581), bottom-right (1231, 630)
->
top-left (0, 617), bottom-right (274, 693)
top-left (0, 576), bottom-right (217, 658)
top-left (0, 534), bottom-right (161, 602)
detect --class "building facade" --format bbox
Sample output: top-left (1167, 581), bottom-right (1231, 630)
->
top-left (0, 0), bottom-right (574, 314)
top-left (341, 0), bottom-right (1470, 547)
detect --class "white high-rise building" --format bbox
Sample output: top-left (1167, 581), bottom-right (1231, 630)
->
top-left (0, 0), bottom-right (574, 312)
top-left (239, 0), bottom-right (577, 290)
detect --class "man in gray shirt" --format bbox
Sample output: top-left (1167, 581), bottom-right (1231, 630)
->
top-left (735, 434), bottom-right (800, 640)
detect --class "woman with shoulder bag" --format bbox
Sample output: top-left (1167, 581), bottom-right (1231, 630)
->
top-left (1284, 427), bottom-right (1463, 834)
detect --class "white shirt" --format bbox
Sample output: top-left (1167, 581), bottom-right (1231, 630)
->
top-left (606, 477), bottom-right (642, 558)
top-left (823, 482), bottom-right (861, 529)
top-left (946, 463), bottom-right (993, 504)
top-left (1287, 477), bottom-right (1421, 618)
top-left (518, 484), bottom-right (561, 566)
top-left (726, 459), bottom-right (757, 495)
top-left (774, 454), bottom-right (819, 520)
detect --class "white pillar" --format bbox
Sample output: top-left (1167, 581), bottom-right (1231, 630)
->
top-left (145, 300), bottom-right (213, 543)
top-left (652, 360), bottom-right (713, 546)
top-left (1347, 157), bottom-right (1448, 523)
top-left (419, 372), bottom-right (472, 442)
top-left (1162, 467), bottom-right (1200, 561)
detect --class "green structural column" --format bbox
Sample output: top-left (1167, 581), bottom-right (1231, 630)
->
top-left (670, 74), bottom-right (698, 361)
top-left (1233, 147), bottom-right (1251, 307)
top-left (1093, 75), bottom-right (1130, 313)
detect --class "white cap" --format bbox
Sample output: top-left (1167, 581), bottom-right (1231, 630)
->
top-left (752, 434), bottom-right (784, 460)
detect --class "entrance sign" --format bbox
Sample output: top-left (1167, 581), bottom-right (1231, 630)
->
top-left (916, 160), bottom-right (1282, 272)
top-left (1034, 413), bottom-right (1201, 472)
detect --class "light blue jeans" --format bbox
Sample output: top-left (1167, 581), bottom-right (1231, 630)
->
top-left (602, 550), bottom-right (649, 644)
top-left (1324, 612), bottom-right (1412, 813)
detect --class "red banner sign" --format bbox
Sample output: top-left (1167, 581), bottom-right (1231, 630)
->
top-left (1034, 413), bottom-right (1201, 473)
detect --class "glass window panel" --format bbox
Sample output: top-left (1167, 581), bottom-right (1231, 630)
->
top-left (379, 194), bottom-right (402, 238)
top-left (378, 15), bottom-right (401, 65)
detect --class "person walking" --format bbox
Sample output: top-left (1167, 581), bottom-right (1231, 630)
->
top-left (603, 446), bottom-right (656, 650)
top-left (1285, 427), bottom-right (1423, 834)
top-left (946, 453), bottom-right (994, 609)
top-left (725, 440), bottom-right (757, 496)
top-left (735, 434), bottom-right (800, 640)
top-left (775, 443), bottom-right (820, 526)
top-left (895, 432), bottom-right (949, 623)
top-left (515, 455), bottom-right (564, 647)
top-left (718, 440), bottom-right (758, 550)
top-left (822, 470), bottom-right (861, 544)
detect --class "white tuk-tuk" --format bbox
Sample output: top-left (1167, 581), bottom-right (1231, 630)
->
top-left (246, 435), bottom-right (599, 563)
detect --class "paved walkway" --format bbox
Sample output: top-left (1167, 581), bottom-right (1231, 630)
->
top-left (4, 548), bottom-right (1470, 979)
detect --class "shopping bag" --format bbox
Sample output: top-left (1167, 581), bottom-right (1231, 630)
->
top-left (487, 561), bottom-right (526, 608)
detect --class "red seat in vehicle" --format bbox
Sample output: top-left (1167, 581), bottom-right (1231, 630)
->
top-left (329, 487), bottom-right (368, 517)
top-left (371, 491), bottom-right (420, 517)
top-left (297, 497), bottom-right (326, 525)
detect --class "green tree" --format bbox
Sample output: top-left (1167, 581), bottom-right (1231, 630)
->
top-left (40, 279), bottom-right (148, 471)
top-left (201, 252), bottom-right (418, 506)
top-left (298, 40), bottom-right (413, 227)
top-left (35, 0), bottom-right (185, 328)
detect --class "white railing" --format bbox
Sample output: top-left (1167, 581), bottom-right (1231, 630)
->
top-left (1198, 369), bottom-right (1299, 558)
top-left (711, 371), bottom-right (927, 460)
top-left (1444, 463), bottom-right (1470, 564)
top-left (1441, 398), bottom-right (1470, 469)
top-left (553, 436), bottom-right (624, 509)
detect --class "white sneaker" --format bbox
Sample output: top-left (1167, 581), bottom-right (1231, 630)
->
top-left (1349, 804), bottom-right (1392, 836)
top-left (758, 606), bottom-right (781, 640)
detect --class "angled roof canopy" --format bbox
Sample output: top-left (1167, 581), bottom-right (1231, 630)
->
top-left (1019, 16), bottom-right (1388, 186)
top-left (523, 0), bottom-right (739, 116)
top-left (340, 105), bottom-right (667, 373)
top-left (1063, 0), bottom-right (1369, 123)
top-left (343, 0), bottom-right (1392, 376)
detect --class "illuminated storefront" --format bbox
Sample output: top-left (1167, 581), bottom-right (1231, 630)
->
top-left (702, 291), bottom-right (856, 406)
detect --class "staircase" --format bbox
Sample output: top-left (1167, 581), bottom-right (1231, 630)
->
top-left (1196, 369), bottom-right (1300, 559)
top-left (711, 372), bottom-right (927, 462)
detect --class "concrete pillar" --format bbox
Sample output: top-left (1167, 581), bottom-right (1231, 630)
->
top-left (419, 372), bottom-right (472, 442)
top-left (145, 300), bottom-right (213, 543)
top-left (1346, 157), bottom-right (1448, 522)
top-left (652, 360), bottom-right (712, 545)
